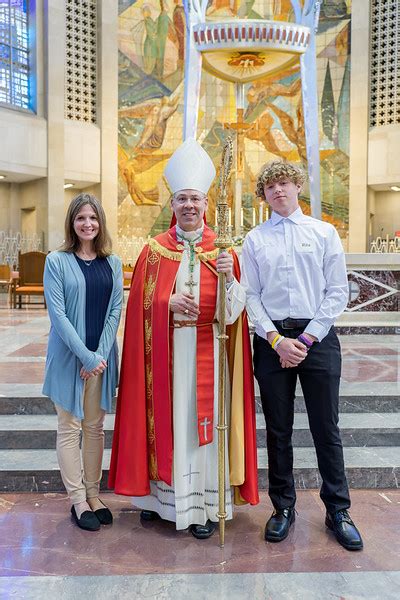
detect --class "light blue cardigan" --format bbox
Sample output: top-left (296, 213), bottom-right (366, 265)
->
top-left (42, 251), bottom-right (123, 419)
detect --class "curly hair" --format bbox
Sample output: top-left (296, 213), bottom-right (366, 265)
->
top-left (60, 193), bottom-right (112, 257)
top-left (255, 160), bottom-right (307, 199)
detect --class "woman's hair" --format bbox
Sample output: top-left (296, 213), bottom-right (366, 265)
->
top-left (255, 160), bottom-right (306, 198)
top-left (60, 193), bottom-right (112, 257)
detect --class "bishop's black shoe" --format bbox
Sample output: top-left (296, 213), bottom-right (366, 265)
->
top-left (190, 520), bottom-right (217, 539)
top-left (325, 509), bottom-right (363, 551)
top-left (264, 508), bottom-right (295, 542)
top-left (140, 510), bottom-right (160, 521)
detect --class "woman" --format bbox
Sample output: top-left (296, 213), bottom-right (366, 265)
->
top-left (43, 193), bottom-right (123, 531)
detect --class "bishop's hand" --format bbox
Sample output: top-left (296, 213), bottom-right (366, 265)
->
top-left (169, 292), bottom-right (200, 319)
top-left (216, 251), bottom-right (234, 282)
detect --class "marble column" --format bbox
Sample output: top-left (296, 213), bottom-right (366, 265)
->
top-left (97, 0), bottom-right (118, 244)
top-left (44, 0), bottom-right (65, 251)
top-left (348, 0), bottom-right (370, 252)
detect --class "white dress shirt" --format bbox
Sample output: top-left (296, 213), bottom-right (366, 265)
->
top-left (241, 207), bottom-right (348, 342)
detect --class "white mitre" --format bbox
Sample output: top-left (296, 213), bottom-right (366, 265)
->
top-left (164, 137), bottom-right (216, 195)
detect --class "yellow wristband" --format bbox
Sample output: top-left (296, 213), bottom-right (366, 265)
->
top-left (271, 334), bottom-right (281, 349)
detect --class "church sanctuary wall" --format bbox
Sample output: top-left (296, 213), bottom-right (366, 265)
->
top-left (0, 0), bottom-right (118, 250)
top-left (18, 179), bottom-right (48, 243)
top-left (371, 190), bottom-right (400, 240)
top-left (118, 1), bottom-right (353, 240)
top-left (64, 120), bottom-right (101, 185)
top-left (0, 184), bottom-right (10, 231)
top-left (368, 126), bottom-right (400, 189)
top-left (0, 109), bottom-right (47, 180)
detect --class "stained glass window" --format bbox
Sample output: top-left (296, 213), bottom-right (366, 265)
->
top-left (0, 0), bottom-right (30, 109)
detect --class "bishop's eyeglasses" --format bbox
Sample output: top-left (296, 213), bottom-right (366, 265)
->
top-left (173, 194), bottom-right (206, 205)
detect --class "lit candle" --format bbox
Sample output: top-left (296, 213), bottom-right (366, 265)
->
top-left (240, 208), bottom-right (244, 227)
top-left (259, 202), bottom-right (263, 224)
top-left (252, 207), bottom-right (256, 227)
top-left (265, 206), bottom-right (269, 221)
top-left (228, 208), bottom-right (232, 227)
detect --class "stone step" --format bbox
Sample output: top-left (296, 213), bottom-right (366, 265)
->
top-left (256, 395), bottom-right (400, 414)
top-left (0, 447), bottom-right (398, 492)
top-left (1, 413), bottom-right (399, 449)
top-left (1, 393), bottom-right (399, 415)
top-left (257, 447), bottom-right (400, 490)
top-left (255, 413), bottom-right (400, 447)
top-left (0, 415), bottom-right (114, 449)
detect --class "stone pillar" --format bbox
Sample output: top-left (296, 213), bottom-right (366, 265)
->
top-left (9, 184), bottom-right (19, 232)
top-left (97, 0), bottom-right (118, 244)
top-left (348, 0), bottom-right (370, 252)
top-left (44, 0), bottom-right (65, 251)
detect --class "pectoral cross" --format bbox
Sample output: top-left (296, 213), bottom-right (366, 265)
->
top-left (185, 277), bottom-right (197, 295)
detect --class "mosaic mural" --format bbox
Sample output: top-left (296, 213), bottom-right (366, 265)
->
top-left (118, 0), bottom-right (352, 245)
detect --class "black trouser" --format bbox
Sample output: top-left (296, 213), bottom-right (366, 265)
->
top-left (253, 327), bottom-right (350, 515)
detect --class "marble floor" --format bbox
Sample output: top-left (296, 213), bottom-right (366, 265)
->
top-left (1, 294), bottom-right (400, 598)
top-left (0, 491), bottom-right (399, 599)
top-left (0, 295), bottom-right (399, 397)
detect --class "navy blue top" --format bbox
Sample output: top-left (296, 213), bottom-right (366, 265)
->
top-left (74, 255), bottom-right (113, 351)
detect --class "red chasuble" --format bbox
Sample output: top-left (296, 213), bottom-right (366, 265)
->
top-left (108, 225), bottom-right (259, 506)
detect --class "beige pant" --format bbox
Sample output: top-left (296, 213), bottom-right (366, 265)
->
top-left (55, 375), bottom-right (105, 505)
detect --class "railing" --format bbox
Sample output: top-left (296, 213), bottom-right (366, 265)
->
top-left (192, 20), bottom-right (310, 52)
top-left (369, 236), bottom-right (400, 253)
top-left (0, 231), bottom-right (43, 268)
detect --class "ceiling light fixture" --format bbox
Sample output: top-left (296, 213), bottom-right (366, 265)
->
top-left (0, 175), bottom-right (6, 180)
top-left (390, 185), bottom-right (400, 192)
top-left (64, 183), bottom-right (74, 189)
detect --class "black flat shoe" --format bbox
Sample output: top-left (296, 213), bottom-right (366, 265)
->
top-left (325, 509), bottom-right (363, 551)
top-left (94, 503), bottom-right (113, 525)
top-left (140, 510), bottom-right (160, 521)
top-left (264, 508), bottom-right (295, 542)
top-left (71, 505), bottom-right (100, 531)
top-left (190, 520), bottom-right (217, 539)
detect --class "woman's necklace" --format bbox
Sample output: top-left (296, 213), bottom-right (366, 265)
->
top-left (82, 258), bottom-right (94, 267)
top-left (76, 250), bottom-right (97, 267)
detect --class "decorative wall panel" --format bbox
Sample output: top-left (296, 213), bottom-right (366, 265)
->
top-left (65, 0), bottom-right (97, 123)
top-left (370, 0), bottom-right (400, 128)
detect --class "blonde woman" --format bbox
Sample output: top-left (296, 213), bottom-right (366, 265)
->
top-left (43, 193), bottom-right (123, 531)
